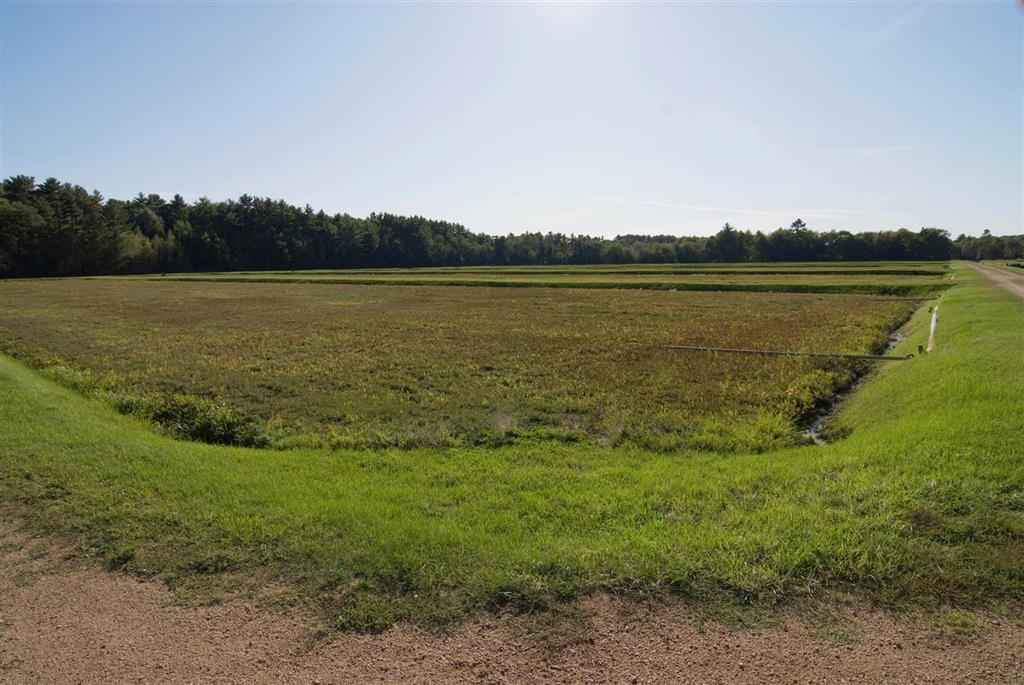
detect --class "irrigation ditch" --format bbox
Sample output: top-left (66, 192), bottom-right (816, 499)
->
top-left (802, 329), bottom-right (908, 445)
top-left (663, 331), bottom-right (912, 446)
top-left (804, 300), bottom-right (939, 445)
top-left (662, 296), bottom-right (942, 446)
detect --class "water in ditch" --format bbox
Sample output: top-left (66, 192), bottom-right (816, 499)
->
top-left (804, 330), bottom-right (906, 446)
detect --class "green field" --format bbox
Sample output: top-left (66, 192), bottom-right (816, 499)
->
top-left (0, 262), bottom-right (1021, 629)
top-left (0, 278), bottom-right (914, 450)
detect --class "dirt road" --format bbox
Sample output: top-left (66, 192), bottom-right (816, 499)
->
top-left (972, 264), bottom-right (1024, 300)
top-left (1, 514), bottom-right (1022, 684)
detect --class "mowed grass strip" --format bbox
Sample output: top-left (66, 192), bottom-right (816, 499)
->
top-left (141, 270), bottom-right (949, 297)
top-left (144, 261), bottom-right (950, 276)
top-left (0, 265), bottom-right (1020, 629)
top-left (0, 280), bottom-right (912, 450)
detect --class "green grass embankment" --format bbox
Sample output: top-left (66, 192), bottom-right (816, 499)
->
top-left (0, 265), bottom-right (1019, 629)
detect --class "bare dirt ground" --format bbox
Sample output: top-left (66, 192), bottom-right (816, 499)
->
top-left (1, 514), bottom-right (1022, 684)
top-left (972, 264), bottom-right (1024, 301)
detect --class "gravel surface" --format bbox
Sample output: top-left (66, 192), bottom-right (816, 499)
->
top-left (1, 514), bottom-right (1021, 684)
top-left (973, 264), bottom-right (1024, 301)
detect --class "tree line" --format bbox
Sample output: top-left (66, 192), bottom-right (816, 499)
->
top-left (1, 175), bottom-right (1021, 278)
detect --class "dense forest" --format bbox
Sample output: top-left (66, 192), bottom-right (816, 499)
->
top-left (2, 175), bottom-right (1021, 278)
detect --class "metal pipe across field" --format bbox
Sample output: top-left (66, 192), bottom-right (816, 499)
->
top-left (663, 345), bottom-right (913, 362)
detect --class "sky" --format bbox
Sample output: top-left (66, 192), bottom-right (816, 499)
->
top-left (1, 2), bottom-right (1021, 238)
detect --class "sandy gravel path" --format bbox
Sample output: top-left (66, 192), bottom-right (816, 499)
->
top-left (972, 264), bottom-right (1024, 301)
top-left (1, 514), bottom-right (1022, 684)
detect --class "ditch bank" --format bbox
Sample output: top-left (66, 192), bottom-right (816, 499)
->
top-left (802, 297), bottom-right (941, 445)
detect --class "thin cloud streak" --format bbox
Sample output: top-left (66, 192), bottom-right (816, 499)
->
top-left (595, 195), bottom-right (861, 220)
top-left (857, 5), bottom-right (925, 53)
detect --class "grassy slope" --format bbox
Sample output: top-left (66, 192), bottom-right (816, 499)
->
top-left (0, 264), bottom-right (1020, 629)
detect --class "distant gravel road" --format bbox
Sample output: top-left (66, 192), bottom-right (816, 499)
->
top-left (973, 264), bottom-right (1024, 301)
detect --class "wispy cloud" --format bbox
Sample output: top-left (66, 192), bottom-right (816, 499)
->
top-left (595, 195), bottom-right (859, 220)
top-left (858, 5), bottom-right (925, 53)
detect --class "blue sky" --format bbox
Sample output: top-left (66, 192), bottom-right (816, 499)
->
top-left (2, 2), bottom-right (1021, 237)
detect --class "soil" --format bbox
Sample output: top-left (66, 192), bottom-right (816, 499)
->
top-left (1, 514), bottom-right (1022, 684)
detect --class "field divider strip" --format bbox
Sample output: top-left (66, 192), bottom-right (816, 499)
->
top-left (143, 276), bottom-right (950, 298)
top-left (663, 345), bottom-right (913, 362)
top-left (868, 297), bottom-right (934, 301)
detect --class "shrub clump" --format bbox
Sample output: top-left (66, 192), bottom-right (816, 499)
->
top-left (40, 363), bottom-right (265, 447)
top-left (781, 366), bottom-right (858, 423)
top-left (147, 394), bottom-right (265, 447)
